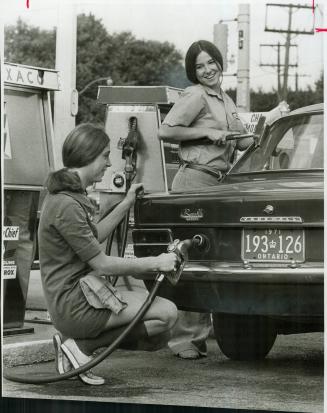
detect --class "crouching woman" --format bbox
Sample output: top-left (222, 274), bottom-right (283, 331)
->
top-left (38, 123), bottom-right (178, 385)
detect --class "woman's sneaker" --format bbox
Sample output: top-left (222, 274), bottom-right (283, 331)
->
top-left (61, 338), bottom-right (105, 386)
top-left (53, 333), bottom-right (73, 374)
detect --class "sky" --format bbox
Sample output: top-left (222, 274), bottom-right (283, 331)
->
top-left (1, 0), bottom-right (325, 92)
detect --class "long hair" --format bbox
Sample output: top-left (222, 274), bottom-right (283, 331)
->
top-left (62, 123), bottom-right (109, 168)
top-left (185, 40), bottom-right (223, 84)
top-left (47, 123), bottom-right (109, 193)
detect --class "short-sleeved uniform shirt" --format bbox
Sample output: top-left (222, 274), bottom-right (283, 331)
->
top-left (38, 190), bottom-right (110, 339)
top-left (163, 84), bottom-right (246, 173)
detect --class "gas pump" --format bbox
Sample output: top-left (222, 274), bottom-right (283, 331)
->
top-left (96, 85), bottom-right (182, 196)
top-left (95, 86), bottom-right (183, 289)
top-left (3, 63), bottom-right (60, 335)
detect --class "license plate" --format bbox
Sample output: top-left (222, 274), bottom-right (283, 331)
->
top-left (241, 228), bottom-right (305, 263)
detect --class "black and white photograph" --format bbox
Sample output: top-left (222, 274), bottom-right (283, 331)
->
top-left (1, 1), bottom-right (325, 412)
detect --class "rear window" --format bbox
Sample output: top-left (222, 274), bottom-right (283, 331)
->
top-left (232, 112), bottom-right (324, 173)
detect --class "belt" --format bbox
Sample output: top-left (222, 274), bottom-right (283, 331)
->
top-left (183, 163), bottom-right (225, 181)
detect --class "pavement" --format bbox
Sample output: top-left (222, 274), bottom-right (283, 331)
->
top-left (3, 322), bottom-right (57, 368)
top-left (3, 270), bottom-right (57, 367)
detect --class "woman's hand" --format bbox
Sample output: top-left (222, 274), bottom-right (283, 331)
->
top-left (124, 183), bottom-right (144, 207)
top-left (205, 129), bottom-right (240, 146)
top-left (155, 252), bottom-right (180, 273)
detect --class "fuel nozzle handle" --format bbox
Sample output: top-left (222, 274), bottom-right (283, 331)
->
top-left (164, 236), bottom-right (202, 285)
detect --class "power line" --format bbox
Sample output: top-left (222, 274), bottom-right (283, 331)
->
top-left (259, 42), bottom-right (298, 99)
top-left (264, 3), bottom-right (315, 100)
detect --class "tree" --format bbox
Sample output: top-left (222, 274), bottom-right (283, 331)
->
top-left (75, 14), bottom-right (114, 123)
top-left (226, 80), bottom-right (323, 113)
top-left (313, 72), bottom-right (323, 103)
top-left (5, 18), bottom-right (56, 68)
top-left (250, 89), bottom-right (279, 112)
top-left (4, 14), bottom-right (185, 123)
top-left (75, 16), bottom-right (186, 122)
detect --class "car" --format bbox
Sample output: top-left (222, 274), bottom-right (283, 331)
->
top-left (132, 103), bottom-right (324, 360)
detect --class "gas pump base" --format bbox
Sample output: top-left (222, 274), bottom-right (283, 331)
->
top-left (3, 326), bottom-right (35, 337)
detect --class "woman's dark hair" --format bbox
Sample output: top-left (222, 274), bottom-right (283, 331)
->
top-left (46, 123), bottom-right (109, 194)
top-left (185, 40), bottom-right (223, 84)
top-left (62, 123), bottom-right (109, 168)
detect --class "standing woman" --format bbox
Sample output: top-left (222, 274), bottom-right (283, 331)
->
top-left (158, 40), bottom-right (253, 360)
top-left (38, 123), bottom-right (179, 385)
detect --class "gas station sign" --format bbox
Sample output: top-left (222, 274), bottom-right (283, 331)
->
top-left (3, 226), bottom-right (19, 280)
top-left (239, 112), bottom-right (265, 133)
top-left (239, 102), bottom-right (290, 133)
top-left (4, 62), bottom-right (60, 90)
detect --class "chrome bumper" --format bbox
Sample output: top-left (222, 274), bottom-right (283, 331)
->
top-left (178, 262), bottom-right (324, 284)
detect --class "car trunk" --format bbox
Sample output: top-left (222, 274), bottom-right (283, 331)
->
top-left (133, 171), bottom-right (323, 264)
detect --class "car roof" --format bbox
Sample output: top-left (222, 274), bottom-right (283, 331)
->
top-left (289, 103), bottom-right (323, 115)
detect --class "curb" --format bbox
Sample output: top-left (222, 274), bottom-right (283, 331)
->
top-left (3, 339), bottom-right (55, 367)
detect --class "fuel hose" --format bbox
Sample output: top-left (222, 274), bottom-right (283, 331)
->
top-left (106, 116), bottom-right (140, 288)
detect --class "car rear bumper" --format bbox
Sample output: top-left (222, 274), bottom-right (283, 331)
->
top-left (179, 262), bottom-right (324, 284)
top-left (136, 262), bottom-right (324, 319)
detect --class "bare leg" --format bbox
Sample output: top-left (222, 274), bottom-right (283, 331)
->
top-left (102, 290), bottom-right (178, 336)
top-left (74, 291), bottom-right (177, 355)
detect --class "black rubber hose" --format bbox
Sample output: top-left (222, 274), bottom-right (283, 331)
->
top-left (3, 274), bottom-right (164, 384)
top-left (105, 209), bottom-right (131, 288)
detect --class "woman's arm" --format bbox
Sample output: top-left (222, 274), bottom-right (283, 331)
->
top-left (95, 183), bottom-right (143, 243)
top-left (87, 251), bottom-right (179, 276)
top-left (95, 199), bottom-right (130, 243)
top-left (159, 124), bottom-right (237, 145)
top-left (236, 136), bottom-right (254, 151)
top-left (159, 124), bottom-right (207, 142)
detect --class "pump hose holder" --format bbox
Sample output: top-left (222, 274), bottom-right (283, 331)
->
top-left (122, 116), bottom-right (139, 188)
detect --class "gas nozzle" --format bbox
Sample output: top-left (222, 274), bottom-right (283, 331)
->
top-left (135, 185), bottom-right (145, 199)
top-left (164, 236), bottom-right (204, 285)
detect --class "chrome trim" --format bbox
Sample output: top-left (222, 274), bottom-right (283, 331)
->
top-left (4, 185), bottom-right (44, 191)
top-left (263, 205), bottom-right (274, 215)
top-left (175, 262), bottom-right (324, 284)
top-left (240, 216), bottom-right (303, 223)
top-left (180, 208), bottom-right (204, 222)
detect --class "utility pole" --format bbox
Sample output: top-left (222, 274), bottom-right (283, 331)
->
top-left (265, 3), bottom-right (314, 101)
top-left (277, 42), bottom-right (281, 96)
top-left (214, 4), bottom-right (250, 110)
top-left (288, 72), bottom-right (310, 92)
top-left (236, 4), bottom-right (250, 112)
top-left (282, 7), bottom-right (292, 100)
top-left (260, 43), bottom-right (298, 99)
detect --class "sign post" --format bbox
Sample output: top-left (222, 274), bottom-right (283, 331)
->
top-left (53, 0), bottom-right (77, 169)
top-left (236, 4), bottom-right (250, 112)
